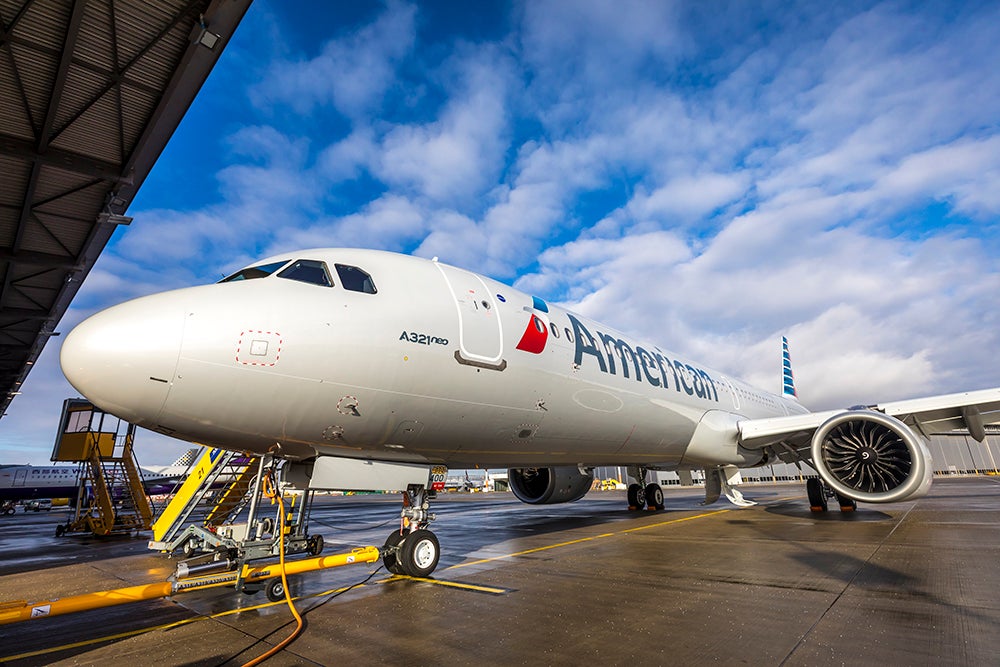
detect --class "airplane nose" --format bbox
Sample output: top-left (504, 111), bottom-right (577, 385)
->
top-left (61, 294), bottom-right (185, 425)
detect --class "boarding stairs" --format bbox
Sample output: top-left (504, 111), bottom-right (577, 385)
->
top-left (71, 431), bottom-right (155, 535)
top-left (149, 452), bottom-right (323, 588)
top-left (149, 447), bottom-right (261, 549)
top-left (51, 399), bottom-right (155, 537)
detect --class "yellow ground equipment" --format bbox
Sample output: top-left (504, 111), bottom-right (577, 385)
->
top-left (149, 447), bottom-right (261, 545)
top-left (0, 546), bottom-right (380, 625)
top-left (148, 454), bottom-right (323, 568)
top-left (51, 399), bottom-right (154, 537)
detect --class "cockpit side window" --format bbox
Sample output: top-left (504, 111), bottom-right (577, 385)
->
top-left (335, 264), bottom-right (377, 294)
top-left (278, 259), bottom-right (333, 287)
top-left (219, 260), bottom-right (290, 283)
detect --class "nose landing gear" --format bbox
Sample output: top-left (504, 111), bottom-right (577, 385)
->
top-left (382, 484), bottom-right (441, 577)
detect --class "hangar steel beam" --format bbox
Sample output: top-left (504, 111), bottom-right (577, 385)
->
top-left (0, 0), bottom-right (253, 417)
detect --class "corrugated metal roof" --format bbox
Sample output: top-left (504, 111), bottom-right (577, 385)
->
top-left (0, 0), bottom-right (252, 418)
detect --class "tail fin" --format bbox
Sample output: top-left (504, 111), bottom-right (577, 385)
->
top-left (781, 336), bottom-right (798, 400)
top-left (171, 447), bottom-right (202, 467)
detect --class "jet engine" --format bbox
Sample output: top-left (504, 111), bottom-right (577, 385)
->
top-left (811, 410), bottom-right (933, 503)
top-left (508, 466), bottom-right (594, 504)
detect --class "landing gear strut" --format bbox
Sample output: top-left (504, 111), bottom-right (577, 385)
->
top-left (626, 466), bottom-right (665, 511)
top-left (807, 477), bottom-right (857, 513)
top-left (382, 484), bottom-right (440, 577)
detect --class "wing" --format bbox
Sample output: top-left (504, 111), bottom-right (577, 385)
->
top-left (735, 387), bottom-right (1000, 504)
top-left (739, 387), bottom-right (1000, 451)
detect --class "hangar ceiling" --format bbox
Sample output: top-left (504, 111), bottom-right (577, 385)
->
top-left (0, 0), bottom-right (252, 418)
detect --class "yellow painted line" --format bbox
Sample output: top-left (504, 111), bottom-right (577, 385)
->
top-left (3, 506), bottom-right (737, 662)
top-left (447, 533), bottom-right (615, 570)
top-left (448, 508), bottom-right (731, 570)
top-left (0, 580), bottom-right (372, 663)
top-left (619, 508), bottom-right (730, 533)
top-left (0, 611), bottom-right (217, 663)
top-left (382, 574), bottom-right (509, 595)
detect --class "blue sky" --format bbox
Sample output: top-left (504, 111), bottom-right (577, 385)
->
top-left (3, 0), bottom-right (1000, 465)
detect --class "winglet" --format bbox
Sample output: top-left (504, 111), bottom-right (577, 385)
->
top-left (782, 336), bottom-right (798, 400)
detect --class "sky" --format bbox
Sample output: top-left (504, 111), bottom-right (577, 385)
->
top-left (3, 0), bottom-right (1000, 465)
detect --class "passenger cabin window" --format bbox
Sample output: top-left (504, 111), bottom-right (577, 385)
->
top-left (335, 264), bottom-right (377, 294)
top-left (219, 260), bottom-right (289, 282)
top-left (278, 259), bottom-right (333, 287)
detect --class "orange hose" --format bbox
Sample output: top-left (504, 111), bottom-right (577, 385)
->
top-left (242, 469), bottom-right (304, 667)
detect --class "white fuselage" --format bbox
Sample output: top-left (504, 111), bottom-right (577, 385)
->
top-left (0, 465), bottom-right (80, 501)
top-left (60, 249), bottom-right (807, 470)
top-left (0, 463), bottom-right (179, 501)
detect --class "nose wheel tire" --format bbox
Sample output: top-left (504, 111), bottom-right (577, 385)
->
top-left (382, 530), bottom-right (407, 575)
top-left (399, 529), bottom-right (440, 578)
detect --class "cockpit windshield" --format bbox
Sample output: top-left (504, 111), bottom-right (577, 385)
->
top-left (278, 259), bottom-right (333, 287)
top-left (218, 257), bottom-right (370, 292)
top-left (219, 260), bottom-right (289, 283)
top-left (335, 264), bottom-right (377, 294)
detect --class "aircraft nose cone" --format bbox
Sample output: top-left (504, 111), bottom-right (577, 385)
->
top-left (61, 294), bottom-right (185, 425)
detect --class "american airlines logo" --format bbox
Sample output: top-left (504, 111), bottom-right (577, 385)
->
top-left (567, 314), bottom-right (719, 402)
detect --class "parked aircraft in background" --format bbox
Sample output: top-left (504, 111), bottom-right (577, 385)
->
top-left (142, 448), bottom-right (202, 478)
top-left (59, 248), bottom-right (1000, 576)
top-left (0, 462), bottom-right (183, 504)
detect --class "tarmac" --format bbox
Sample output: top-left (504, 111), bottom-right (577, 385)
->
top-left (1, 477), bottom-right (998, 666)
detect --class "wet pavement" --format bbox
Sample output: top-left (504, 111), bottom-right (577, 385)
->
top-left (1, 478), bottom-right (998, 665)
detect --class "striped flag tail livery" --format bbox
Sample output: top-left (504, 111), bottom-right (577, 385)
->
top-left (782, 336), bottom-right (797, 399)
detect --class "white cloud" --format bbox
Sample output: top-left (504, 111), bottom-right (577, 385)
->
top-left (628, 172), bottom-right (749, 224)
top-left (520, 0), bottom-right (688, 124)
top-left (250, 0), bottom-right (417, 119)
top-left (280, 194), bottom-right (428, 253)
top-left (373, 46), bottom-right (514, 204)
top-left (876, 136), bottom-right (1000, 217)
top-left (413, 211), bottom-right (489, 269)
top-left (316, 128), bottom-right (378, 182)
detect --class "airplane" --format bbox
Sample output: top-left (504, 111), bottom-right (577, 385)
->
top-left (0, 464), bottom-right (86, 503)
top-left (142, 447), bottom-right (203, 477)
top-left (0, 460), bottom-right (185, 505)
top-left (58, 248), bottom-right (1000, 577)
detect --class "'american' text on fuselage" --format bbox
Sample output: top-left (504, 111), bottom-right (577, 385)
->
top-left (567, 314), bottom-right (719, 402)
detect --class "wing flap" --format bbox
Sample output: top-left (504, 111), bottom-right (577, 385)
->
top-left (876, 388), bottom-right (1000, 442)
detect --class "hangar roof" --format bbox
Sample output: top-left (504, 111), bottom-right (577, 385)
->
top-left (0, 0), bottom-right (251, 418)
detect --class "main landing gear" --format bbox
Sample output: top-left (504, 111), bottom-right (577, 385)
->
top-left (382, 484), bottom-right (441, 577)
top-left (806, 477), bottom-right (857, 513)
top-left (626, 466), bottom-right (665, 511)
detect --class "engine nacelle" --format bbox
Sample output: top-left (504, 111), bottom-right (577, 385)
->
top-left (508, 466), bottom-right (593, 504)
top-left (811, 410), bottom-right (933, 503)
